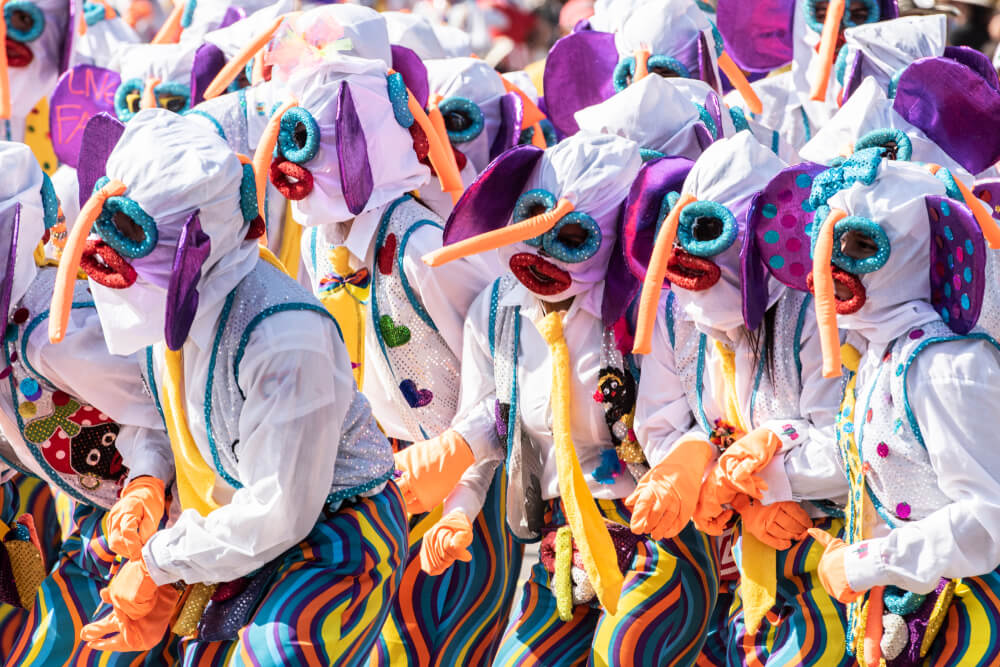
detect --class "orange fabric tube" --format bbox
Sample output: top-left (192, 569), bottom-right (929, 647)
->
top-left (427, 96), bottom-right (463, 205)
top-left (633, 49), bottom-right (651, 83)
top-left (422, 198), bottom-right (574, 267)
top-left (151, 1), bottom-right (184, 44)
top-left (810, 0), bottom-right (845, 102)
top-left (863, 586), bottom-right (885, 666)
top-left (632, 193), bottom-right (696, 354)
top-left (407, 92), bottom-right (463, 204)
top-left (718, 52), bottom-right (763, 115)
top-left (812, 208), bottom-right (846, 378)
top-left (501, 77), bottom-right (546, 129)
top-left (252, 98), bottom-right (298, 220)
top-left (202, 16), bottom-right (285, 100)
top-left (927, 165), bottom-right (1000, 249)
top-left (530, 122), bottom-right (547, 148)
top-left (140, 77), bottom-right (161, 110)
top-left (124, 0), bottom-right (152, 28)
top-left (0, 0), bottom-right (10, 120)
top-left (50, 179), bottom-right (127, 343)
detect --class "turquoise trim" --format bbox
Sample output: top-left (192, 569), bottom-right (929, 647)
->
top-left (145, 346), bottom-right (165, 427)
top-left (203, 290), bottom-right (241, 489)
top-left (488, 278), bottom-right (501, 357)
top-left (664, 292), bottom-right (676, 348)
top-left (184, 109), bottom-right (226, 140)
top-left (800, 108), bottom-right (811, 143)
top-left (694, 334), bottom-right (710, 432)
top-left (370, 196), bottom-right (411, 373)
top-left (438, 96), bottom-right (484, 144)
top-left (748, 344), bottom-right (766, 426)
top-left (397, 220), bottom-right (444, 331)
top-left (770, 130), bottom-right (779, 155)
top-left (505, 307), bottom-right (521, 469)
top-left (180, 0), bottom-right (196, 28)
top-left (326, 468), bottom-right (394, 507)
top-left (20, 302), bottom-right (95, 386)
top-left (793, 294), bottom-right (811, 380)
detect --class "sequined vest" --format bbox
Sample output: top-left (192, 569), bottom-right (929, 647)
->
top-left (851, 321), bottom-right (994, 527)
top-left (368, 195), bottom-right (460, 441)
top-left (664, 290), bottom-right (815, 439)
top-left (0, 268), bottom-right (128, 508)
top-left (489, 275), bottom-right (645, 541)
top-left (142, 260), bottom-right (394, 506)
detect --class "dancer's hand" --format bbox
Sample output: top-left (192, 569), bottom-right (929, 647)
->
top-left (691, 465), bottom-right (737, 535)
top-left (107, 476), bottom-right (166, 561)
top-left (735, 496), bottom-right (811, 551)
top-left (808, 528), bottom-right (865, 603)
top-left (394, 430), bottom-right (475, 514)
top-left (716, 428), bottom-right (782, 499)
top-left (420, 511), bottom-right (474, 575)
top-left (81, 559), bottom-right (180, 652)
top-left (626, 437), bottom-right (714, 540)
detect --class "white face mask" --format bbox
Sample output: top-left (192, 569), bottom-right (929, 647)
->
top-left (89, 278), bottom-right (168, 356)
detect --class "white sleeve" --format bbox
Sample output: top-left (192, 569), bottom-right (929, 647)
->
top-left (450, 287), bottom-right (504, 464)
top-left (633, 295), bottom-right (697, 467)
top-left (399, 223), bottom-right (500, 359)
top-left (845, 339), bottom-right (1000, 594)
top-left (30, 306), bottom-right (174, 483)
top-left (759, 314), bottom-right (848, 506)
top-left (143, 311), bottom-right (351, 585)
top-left (443, 460), bottom-right (499, 518)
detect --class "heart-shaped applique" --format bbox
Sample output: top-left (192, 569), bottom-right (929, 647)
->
top-left (378, 234), bottom-right (397, 276)
top-left (399, 379), bottom-right (433, 408)
top-left (379, 315), bottom-right (411, 347)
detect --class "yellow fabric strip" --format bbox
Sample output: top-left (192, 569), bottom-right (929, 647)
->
top-left (277, 201), bottom-right (303, 280)
top-left (716, 341), bottom-right (775, 635)
top-left (537, 311), bottom-right (623, 614)
top-left (161, 348), bottom-right (221, 517)
top-left (318, 246), bottom-right (368, 389)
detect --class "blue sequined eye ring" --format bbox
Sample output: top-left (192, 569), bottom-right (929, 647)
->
top-left (514, 189), bottom-right (557, 247)
top-left (93, 195), bottom-right (158, 259)
top-left (239, 163), bottom-right (259, 224)
top-left (542, 211), bottom-right (602, 263)
top-left (676, 200), bottom-right (738, 257)
top-left (438, 97), bottom-right (484, 144)
top-left (656, 191), bottom-right (681, 236)
top-left (613, 54), bottom-right (691, 92)
top-left (832, 216), bottom-right (890, 274)
top-left (386, 72), bottom-right (413, 128)
top-left (842, 0), bottom-right (879, 26)
top-left (804, 0), bottom-right (879, 32)
top-left (114, 80), bottom-right (190, 121)
top-left (276, 106), bottom-right (320, 164)
top-left (855, 129), bottom-right (913, 162)
top-left (4, 1), bottom-right (44, 42)
top-left (114, 79), bottom-right (143, 121)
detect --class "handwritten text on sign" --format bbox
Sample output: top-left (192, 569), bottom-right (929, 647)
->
top-left (50, 65), bottom-right (121, 167)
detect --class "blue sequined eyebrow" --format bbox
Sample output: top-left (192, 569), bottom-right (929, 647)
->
top-left (808, 147), bottom-right (884, 250)
top-left (612, 55), bottom-right (692, 92)
top-left (438, 97), bottom-right (485, 144)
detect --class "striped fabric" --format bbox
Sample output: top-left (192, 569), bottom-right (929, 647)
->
top-left (924, 570), bottom-right (1000, 667)
top-left (10, 474), bottom-right (61, 570)
top-left (179, 481), bottom-right (408, 667)
top-left (494, 498), bottom-right (717, 667)
top-left (726, 517), bottom-right (850, 667)
top-left (373, 468), bottom-right (524, 666)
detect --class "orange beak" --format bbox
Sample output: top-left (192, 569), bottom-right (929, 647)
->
top-left (252, 98), bottom-right (299, 221)
top-left (151, 1), bottom-right (184, 44)
top-left (140, 77), bottom-right (161, 110)
top-left (50, 179), bottom-right (128, 343)
top-left (202, 15), bottom-right (286, 100)
top-left (812, 208), bottom-right (847, 377)
top-left (405, 87), bottom-right (463, 205)
top-left (717, 52), bottom-right (763, 115)
top-left (809, 0), bottom-right (845, 102)
top-left (632, 193), bottom-right (697, 354)
top-left (633, 49), bottom-right (651, 83)
top-left (422, 199), bottom-right (574, 267)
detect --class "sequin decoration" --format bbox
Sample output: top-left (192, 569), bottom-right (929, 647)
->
top-left (379, 315), bottom-right (411, 347)
top-left (554, 526), bottom-right (573, 621)
top-left (172, 582), bottom-right (217, 636)
top-left (592, 449), bottom-right (622, 484)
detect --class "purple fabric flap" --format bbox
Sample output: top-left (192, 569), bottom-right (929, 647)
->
top-left (602, 206), bottom-right (639, 328)
top-left (880, 0), bottom-right (899, 20)
top-left (926, 195), bottom-right (984, 335)
top-left (841, 50), bottom-right (867, 104)
top-left (750, 162), bottom-right (827, 291)
top-left (443, 144), bottom-right (544, 244)
top-left (893, 57), bottom-right (1000, 175)
top-left (165, 210), bottom-right (211, 351)
top-left (543, 30), bottom-right (618, 137)
top-left (60, 0), bottom-right (77, 73)
top-left (76, 113), bottom-right (126, 209)
top-left (336, 82), bottom-right (374, 216)
top-left (190, 43), bottom-right (227, 106)
top-left (716, 0), bottom-right (794, 72)
top-left (698, 31), bottom-right (720, 92)
top-left (50, 65), bottom-right (121, 169)
top-left (741, 192), bottom-right (769, 331)
top-left (491, 92), bottom-right (523, 161)
top-left (974, 179), bottom-right (1000, 220)
top-left (704, 91), bottom-right (723, 140)
top-left (391, 45), bottom-right (429, 109)
top-left (944, 45), bottom-right (1000, 93)
top-left (0, 203), bottom-right (20, 324)
top-left (622, 156), bottom-right (695, 281)
top-left (218, 6), bottom-right (245, 29)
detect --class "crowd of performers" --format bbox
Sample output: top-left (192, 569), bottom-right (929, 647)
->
top-left (0, 0), bottom-right (998, 665)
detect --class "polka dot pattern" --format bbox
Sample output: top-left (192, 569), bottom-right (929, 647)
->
top-left (751, 163), bottom-right (826, 291)
top-left (926, 195), bottom-right (985, 334)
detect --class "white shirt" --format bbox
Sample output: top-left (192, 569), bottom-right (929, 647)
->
top-left (845, 337), bottom-right (1000, 594)
top-left (0, 295), bottom-right (173, 487)
top-left (635, 293), bottom-right (846, 511)
top-left (454, 281), bottom-right (638, 501)
top-left (142, 306), bottom-right (353, 585)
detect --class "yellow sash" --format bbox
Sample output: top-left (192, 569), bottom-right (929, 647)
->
top-left (317, 246), bottom-right (369, 388)
top-left (538, 311), bottom-right (623, 614)
top-left (716, 341), bottom-right (776, 635)
top-left (277, 201), bottom-right (303, 280)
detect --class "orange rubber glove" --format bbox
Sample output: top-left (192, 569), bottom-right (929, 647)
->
top-left (734, 495), bottom-right (811, 550)
top-left (716, 427), bottom-right (782, 499)
top-left (692, 464), bottom-right (738, 535)
top-left (626, 437), bottom-right (715, 540)
top-left (808, 527), bottom-right (865, 603)
top-left (107, 476), bottom-right (166, 561)
top-left (419, 511), bottom-right (474, 575)
top-left (394, 429), bottom-right (475, 514)
top-left (80, 558), bottom-right (180, 652)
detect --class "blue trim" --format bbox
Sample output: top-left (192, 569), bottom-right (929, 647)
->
top-left (664, 292), bottom-right (676, 348)
top-left (145, 346), bottom-right (165, 427)
top-left (326, 468), bottom-right (394, 507)
top-left (505, 307), bottom-right (521, 469)
top-left (397, 220), bottom-right (444, 331)
top-left (900, 333), bottom-right (1000, 451)
top-left (184, 109), bottom-right (226, 140)
top-left (488, 278), bottom-right (501, 357)
top-left (694, 334), bottom-right (711, 432)
top-left (748, 343), bottom-right (766, 426)
top-left (729, 106), bottom-right (749, 133)
top-left (180, 0), bottom-right (196, 27)
top-left (40, 174), bottom-right (58, 229)
top-left (800, 108), bottom-right (811, 143)
top-left (20, 302), bottom-right (95, 385)
top-left (770, 130), bottom-right (780, 155)
top-left (793, 294), bottom-right (811, 380)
